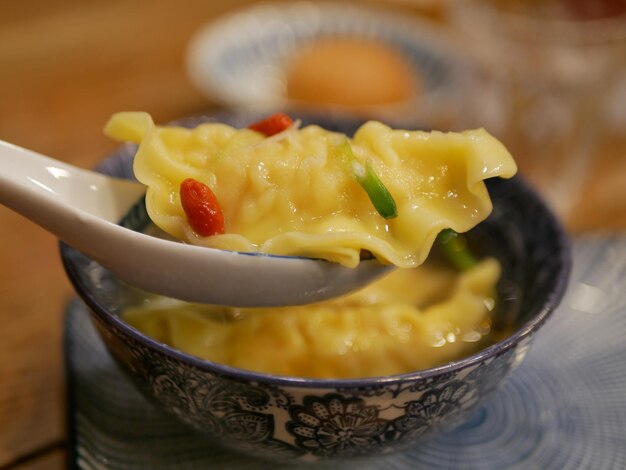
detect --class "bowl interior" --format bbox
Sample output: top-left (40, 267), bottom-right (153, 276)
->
top-left (60, 113), bottom-right (571, 383)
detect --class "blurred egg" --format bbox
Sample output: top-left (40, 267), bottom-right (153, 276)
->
top-left (285, 37), bottom-right (419, 109)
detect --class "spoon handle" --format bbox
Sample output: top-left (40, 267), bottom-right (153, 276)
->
top-left (0, 140), bottom-right (146, 241)
top-left (0, 140), bottom-right (391, 307)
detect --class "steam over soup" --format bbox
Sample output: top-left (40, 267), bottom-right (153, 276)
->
top-left (104, 112), bottom-right (516, 268)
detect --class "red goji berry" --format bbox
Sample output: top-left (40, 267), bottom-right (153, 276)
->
top-left (248, 112), bottom-right (294, 136)
top-left (179, 178), bottom-right (225, 237)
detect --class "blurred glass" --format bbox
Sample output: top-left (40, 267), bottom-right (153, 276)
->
top-left (450, 0), bottom-right (626, 218)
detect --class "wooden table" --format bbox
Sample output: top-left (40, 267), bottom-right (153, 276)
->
top-left (0, 1), bottom-right (624, 468)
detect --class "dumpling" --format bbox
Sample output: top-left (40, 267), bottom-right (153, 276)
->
top-left (124, 258), bottom-right (501, 379)
top-left (105, 112), bottom-right (516, 268)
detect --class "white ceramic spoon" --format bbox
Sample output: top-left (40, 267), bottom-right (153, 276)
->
top-left (0, 140), bottom-right (392, 307)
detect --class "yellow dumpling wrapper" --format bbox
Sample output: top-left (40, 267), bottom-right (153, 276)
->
top-left (105, 112), bottom-right (517, 268)
top-left (124, 258), bottom-right (500, 379)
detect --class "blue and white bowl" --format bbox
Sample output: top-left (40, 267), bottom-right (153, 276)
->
top-left (60, 113), bottom-right (570, 463)
top-left (185, 2), bottom-right (471, 128)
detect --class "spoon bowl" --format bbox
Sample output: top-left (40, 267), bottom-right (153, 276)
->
top-left (0, 140), bottom-right (391, 307)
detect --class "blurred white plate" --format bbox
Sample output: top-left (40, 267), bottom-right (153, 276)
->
top-left (185, 2), bottom-right (471, 127)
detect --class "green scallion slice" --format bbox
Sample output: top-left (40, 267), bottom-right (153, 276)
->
top-left (437, 228), bottom-right (478, 271)
top-left (332, 140), bottom-right (398, 219)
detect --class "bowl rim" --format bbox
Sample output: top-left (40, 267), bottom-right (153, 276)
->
top-left (60, 134), bottom-right (572, 389)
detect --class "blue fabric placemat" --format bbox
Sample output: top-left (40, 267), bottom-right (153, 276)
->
top-left (65, 236), bottom-right (626, 469)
